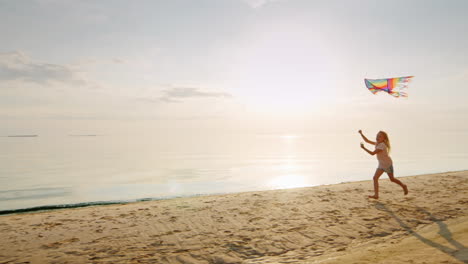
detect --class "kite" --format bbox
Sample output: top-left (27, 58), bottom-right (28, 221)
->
top-left (364, 76), bottom-right (414, 98)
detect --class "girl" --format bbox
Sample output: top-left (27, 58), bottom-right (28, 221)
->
top-left (359, 130), bottom-right (408, 199)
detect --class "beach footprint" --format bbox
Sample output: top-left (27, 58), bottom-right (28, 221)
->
top-left (41, 238), bottom-right (80, 249)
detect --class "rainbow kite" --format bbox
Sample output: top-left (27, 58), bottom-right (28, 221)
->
top-left (364, 76), bottom-right (414, 98)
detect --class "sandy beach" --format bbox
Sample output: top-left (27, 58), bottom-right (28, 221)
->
top-left (1, 171), bottom-right (467, 264)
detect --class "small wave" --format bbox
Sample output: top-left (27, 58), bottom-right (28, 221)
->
top-left (0, 196), bottom-right (191, 215)
top-left (0, 201), bottom-right (126, 215)
top-left (0, 198), bottom-right (156, 215)
top-left (0, 193), bottom-right (219, 215)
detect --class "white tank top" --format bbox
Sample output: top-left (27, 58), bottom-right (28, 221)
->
top-left (375, 142), bottom-right (393, 169)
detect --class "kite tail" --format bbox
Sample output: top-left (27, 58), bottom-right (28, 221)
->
top-left (392, 76), bottom-right (413, 98)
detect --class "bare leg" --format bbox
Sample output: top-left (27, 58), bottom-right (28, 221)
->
top-left (388, 173), bottom-right (408, 195)
top-left (369, 169), bottom-right (385, 199)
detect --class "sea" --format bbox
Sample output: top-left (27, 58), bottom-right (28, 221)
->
top-left (1, 132), bottom-right (467, 213)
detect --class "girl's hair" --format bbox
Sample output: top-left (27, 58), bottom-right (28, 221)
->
top-left (378, 131), bottom-right (391, 153)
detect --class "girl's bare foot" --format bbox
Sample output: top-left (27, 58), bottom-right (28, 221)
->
top-left (403, 184), bottom-right (409, 195)
top-left (368, 195), bottom-right (379, 199)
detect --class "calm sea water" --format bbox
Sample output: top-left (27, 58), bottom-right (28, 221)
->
top-left (1, 132), bottom-right (467, 212)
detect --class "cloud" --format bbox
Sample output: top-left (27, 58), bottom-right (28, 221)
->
top-left (0, 51), bottom-right (85, 85)
top-left (112, 58), bottom-right (125, 64)
top-left (242, 0), bottom-right (277, 8)
top-left (158, 86), bottom-right (232, 103)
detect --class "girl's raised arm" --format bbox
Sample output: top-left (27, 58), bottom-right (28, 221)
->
top-left (358, 130), bottom-right (376, 145)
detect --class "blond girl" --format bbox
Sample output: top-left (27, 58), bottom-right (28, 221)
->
top-left (359, 130), bottom-right (408, 199)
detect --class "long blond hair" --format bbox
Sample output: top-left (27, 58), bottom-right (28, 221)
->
top-left (378, 131), bottom-right (391, 153)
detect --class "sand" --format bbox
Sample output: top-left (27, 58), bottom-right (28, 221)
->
top-left (0, 171), bottom-right (467, 264)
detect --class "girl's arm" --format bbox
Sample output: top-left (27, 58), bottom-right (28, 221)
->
top-left (361, 143), bottom-right (382, 156)
top-left (359, 130), bottom-right (376, 145)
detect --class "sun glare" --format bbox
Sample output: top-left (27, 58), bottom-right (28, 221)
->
top-left (269, 174), bottom-right (308, 189)
top-left (281, 135), bottom-right (300, 140)
top-left (268, 152), bottom-right (310, 189)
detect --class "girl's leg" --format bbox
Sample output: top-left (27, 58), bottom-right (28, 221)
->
top-left (369, 169), bottom-right (385, 199)
top-left (387, 173), bottom-right (408, 195)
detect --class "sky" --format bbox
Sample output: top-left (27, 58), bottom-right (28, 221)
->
top-left (1, 0), bottom-right (468, 136)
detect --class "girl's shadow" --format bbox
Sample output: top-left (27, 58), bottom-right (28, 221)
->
top-left (374, 202), bottom-right (468, 263)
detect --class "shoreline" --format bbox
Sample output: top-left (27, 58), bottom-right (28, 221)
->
top-left (1, 170), bottom-right (467, 263)
top-left (1, 170), bottom-right (466, 216)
